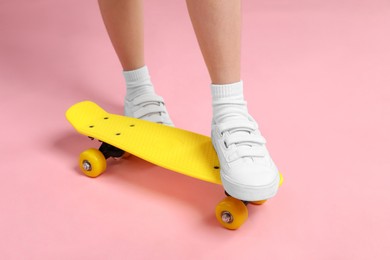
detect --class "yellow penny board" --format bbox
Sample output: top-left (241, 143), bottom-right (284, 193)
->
top-left (66, 101), bottom-right (222, 184)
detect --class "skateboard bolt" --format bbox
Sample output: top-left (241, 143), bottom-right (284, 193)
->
top-left (82, 160), bottom-right (92, 171)
top-left (221, 211), bottom-right (234, 224)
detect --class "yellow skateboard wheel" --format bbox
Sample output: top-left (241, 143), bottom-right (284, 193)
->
top-left (79, 148), bottom-right (107, 177)
top-left (250, 200), bottom-right (267, 206)
top-left (215, 196), bottom-right (248, 230)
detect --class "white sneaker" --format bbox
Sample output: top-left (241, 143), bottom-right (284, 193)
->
top-left (123, 66), bottom-right (174, 126)
top-left (125, 93), bottom-right (174, 126)
top-left (211, 109), bottom-right (279, 201)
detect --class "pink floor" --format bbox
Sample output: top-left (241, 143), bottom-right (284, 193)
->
top-left (1, 1), bottom-right (390, 259)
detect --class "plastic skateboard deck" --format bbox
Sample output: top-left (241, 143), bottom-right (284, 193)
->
top-left (66, 101), bottom-right (283, 230)
top-left (66, 100), bottom-right (222, 184)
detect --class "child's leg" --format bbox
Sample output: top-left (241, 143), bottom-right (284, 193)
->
top-left (98, 0), bottom-right (144, 70)
top-left (187, 0), bottom-right (279, 201)
top-left (98, 0), bottom-right (173, 125)
top-left (186, 0), bottom-right (241, 84)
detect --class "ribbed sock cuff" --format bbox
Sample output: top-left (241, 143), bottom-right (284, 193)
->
top-left (123, 66), bottom-right (150, 83)
top-left (211, 81), bottom-right (243, 99)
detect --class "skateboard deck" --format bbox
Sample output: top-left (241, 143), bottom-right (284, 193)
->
top-left (66, 100), bottom-right (283, 230)
top-left (66, 101), bottom-right (222, 184)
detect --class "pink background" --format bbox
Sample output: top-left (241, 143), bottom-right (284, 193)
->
top-left (1, 0), bottom-right (390, 259)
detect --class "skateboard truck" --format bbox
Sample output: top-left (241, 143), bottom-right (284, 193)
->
top-left (98, 142), bottom-right (125, 159)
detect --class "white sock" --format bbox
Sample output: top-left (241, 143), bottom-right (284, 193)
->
top-left (210, 81), bottom-right (249, 123)
top-left (123, 66), bottom-right (155, 100)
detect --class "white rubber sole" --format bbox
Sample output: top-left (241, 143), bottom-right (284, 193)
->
top-left (221, 171), bottom-right (280, 201)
